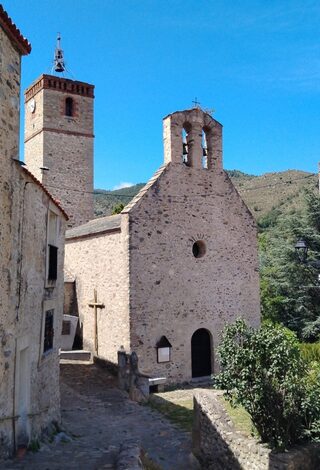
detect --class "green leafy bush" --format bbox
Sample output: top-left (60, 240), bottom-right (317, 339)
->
top-left (111, 202), bottom-right (125, 215)
top-left (216, 319), bottom-right (320, 450)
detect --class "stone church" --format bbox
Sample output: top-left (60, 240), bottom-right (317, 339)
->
top-left (24, 63), bottom-right (260, 384)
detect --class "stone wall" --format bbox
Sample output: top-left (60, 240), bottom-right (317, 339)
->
top-left (123, 109), bottom-right (260, 383)
top-left (193, 390), bottom-right (320, 470)
top-left (24, 76), bottom-right (94, 228)
top-left (0, 17), bottom-right (66, 457)
top-left (0, 163), bottom-right (66, 457)
top-left (64, 215), bottom-right (130, 362)
top-left (0, 26), bottom-right (21, 371)
top-left (0, 23), bottom-right (22, 457)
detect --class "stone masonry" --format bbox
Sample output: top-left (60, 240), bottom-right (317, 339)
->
top-left (64, 108), bottom-right (260, 384)
top-left (24, 75), bottom-right (95, 228)
top-left (0, 7), bottom-right (67, 457)
top-left (193, 390), bottom-right (320, 470)
top-left (65, 215), bottom-right (130, 361)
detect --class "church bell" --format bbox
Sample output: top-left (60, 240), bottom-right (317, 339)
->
top-left (53, 34), bottom-right (65, 73)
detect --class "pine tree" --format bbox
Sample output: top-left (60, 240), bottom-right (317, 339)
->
top-left (260, 190), bottom-right (320, 341)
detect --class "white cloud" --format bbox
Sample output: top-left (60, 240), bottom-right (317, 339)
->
top-left (112, 182), bottom-right (134, 190)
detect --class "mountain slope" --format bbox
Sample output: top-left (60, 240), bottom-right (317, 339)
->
top-left (94, 170), bottom-right (318, 224)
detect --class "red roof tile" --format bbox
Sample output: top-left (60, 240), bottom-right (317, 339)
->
top-left (0, 5), bottom-right (31, 55)
top-left (14, 162), bottom-right (69, 220)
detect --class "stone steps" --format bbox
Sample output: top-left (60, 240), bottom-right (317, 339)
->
top-left (59, 350), bottom-right (92, 363)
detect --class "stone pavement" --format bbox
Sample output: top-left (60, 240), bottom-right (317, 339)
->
top-left (2, 364), bottom-right (200, 470)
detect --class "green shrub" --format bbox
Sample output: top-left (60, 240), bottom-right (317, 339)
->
top-left (216, 319), bottom-right (320, 450)
top-left (111, 202), bottom-right (125, 215)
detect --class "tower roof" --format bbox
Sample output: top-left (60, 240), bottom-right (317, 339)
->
top-left (25, 74), bottom-right (94, 101)
top-left (0, 5), bottom-right (31, 55)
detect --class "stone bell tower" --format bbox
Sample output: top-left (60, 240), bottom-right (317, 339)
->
top-left (163, 107), bottom-right (222, 170)
top-left (24, 37), bottom-right (94, 228)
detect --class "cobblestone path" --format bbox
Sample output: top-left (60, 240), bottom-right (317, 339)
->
top-left (2, 364), bottom-right (198, 470)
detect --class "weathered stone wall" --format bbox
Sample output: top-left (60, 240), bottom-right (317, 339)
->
top-left (0, 163), bottom-right (66, 457)
top-left (0, 21), bottom-right (66, 457)
top-left (13, 166), bottom-right (66, 439)
top-left (24, 78), bottom-right (94, 228)
top-left (193, 390), bottom-right (320, 470)
top-left (0, 24), bottom-right (21, 348)
top-left (123, 110), bottom-right (260, 383)
top-left (64, 215), bottom-right (130, 362)
top-left (0, 24), bottom-right (23, 457)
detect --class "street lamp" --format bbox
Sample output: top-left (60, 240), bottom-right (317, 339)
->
top-left (295, 239), bottom-right (308, 263)
top-left (295, 239), bottom-right (320, 269)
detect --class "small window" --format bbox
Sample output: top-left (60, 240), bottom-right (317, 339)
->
top-left (62, 320), bottom-right (71, 336)
top-left (65, 97), bottom-right (73, 116)
top-left (47, 210), bottom-right (59, 283)
top-left (43, 309), bottom-right (54, 353)
top-left (192, 240), bottom-right (206, 258)
top-left (48, 245), bottom-right (58, 280)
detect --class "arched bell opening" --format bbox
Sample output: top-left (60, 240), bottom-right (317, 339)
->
top-left (181, 122), bottom-right (192, 166)
top-left (201, 128), bottom-right (211, 169)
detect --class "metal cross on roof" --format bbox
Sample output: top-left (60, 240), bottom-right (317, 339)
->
top-left (192, 97), bottom-right (201, 108)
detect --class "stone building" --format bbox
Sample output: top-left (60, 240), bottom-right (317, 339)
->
top-left (24, 74), bottom-right (95, 228)
top-left (64, 108), bottom-right (260, 384)
top-left (0, 6), bottom-right (67, 457)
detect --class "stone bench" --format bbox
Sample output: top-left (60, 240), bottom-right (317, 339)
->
top-left (148, 377), bottom-right (166, 393)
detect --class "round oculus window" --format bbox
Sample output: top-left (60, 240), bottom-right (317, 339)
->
top-left (192, 240), bottom-right (206, 258)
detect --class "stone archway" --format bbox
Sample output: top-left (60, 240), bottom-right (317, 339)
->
top-left (191, 328), bottom-right (212, 378)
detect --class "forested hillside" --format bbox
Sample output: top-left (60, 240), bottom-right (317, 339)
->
top-left (94, 170), bottom-right (318, 225)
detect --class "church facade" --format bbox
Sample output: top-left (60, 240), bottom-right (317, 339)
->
top-left (22, 35), bottom-right (260, 384)
top-left (64, 108), bottom-right (260, 383)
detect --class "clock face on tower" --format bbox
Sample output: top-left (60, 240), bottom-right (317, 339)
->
top-left (28, 98), bottom-right (36, 113)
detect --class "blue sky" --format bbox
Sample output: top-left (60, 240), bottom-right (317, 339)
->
top-left (4, 0), bottom-right (320, 189)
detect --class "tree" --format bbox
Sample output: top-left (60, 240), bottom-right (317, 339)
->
top-left (260, 190), bottom-right (320, 341)
top-left (111, 202), bottom-right (125, 215)
top-left (216, 319), bottom-right (320, 449)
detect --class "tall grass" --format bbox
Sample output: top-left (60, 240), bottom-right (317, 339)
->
top-left (299, 343), bottom-right (320, 364)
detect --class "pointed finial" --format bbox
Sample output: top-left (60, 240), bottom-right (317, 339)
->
top-left (54, 33), bottom-right (65, 73)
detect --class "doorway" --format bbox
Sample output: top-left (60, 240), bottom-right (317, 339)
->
top-left (15, 344), bottom-right (31, 448)
top-left (191, 328), bottom-right (212, 378)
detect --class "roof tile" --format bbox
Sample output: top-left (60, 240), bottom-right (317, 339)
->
top-left (0, 5), bottom-right (31, 55)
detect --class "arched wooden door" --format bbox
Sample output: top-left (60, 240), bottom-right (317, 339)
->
top-left (191, 328), bottom-right (212, 378)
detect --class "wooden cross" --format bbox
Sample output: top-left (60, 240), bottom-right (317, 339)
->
top-left (88, 289), bottom-right (105, 354)
top-left (192, 97), bottom-right (201, 108)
